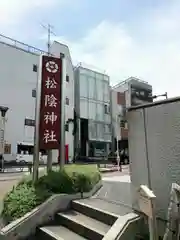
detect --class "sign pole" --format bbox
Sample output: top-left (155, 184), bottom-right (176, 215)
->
top-left (47, 150), bottom-right (52, 172)
top-left (33, 56), bottom-right (42, 183)
top-left (60, 53), bottom-right (66, 169)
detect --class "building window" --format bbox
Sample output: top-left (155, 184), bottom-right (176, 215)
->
top-left (65, 123), bottom-right (69, 132)
top-left (32, 89), bottom-right (36, 98)
top-left (24, 118), bottom-right (35, 127)
top-left (66, 75), bottom-right (69, 82)
top-left (33, 64), bottom-right (37, 72)
top-left (66, 97), bottom-right (69, 105)
top-left (4, 144), bottom-right (11, 154)
top-left (104, 104), bottom-right (109, 114)
top-left (120, 120), bottom-right (125, 128)
top-left (108, 106), bottom-right (111, 113)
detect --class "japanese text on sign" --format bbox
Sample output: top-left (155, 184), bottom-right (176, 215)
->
top-left (39, 56), bottom-right (62, 149)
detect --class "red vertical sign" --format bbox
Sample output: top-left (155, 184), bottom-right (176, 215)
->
top-left (39, 55), bottom-right (62, 149)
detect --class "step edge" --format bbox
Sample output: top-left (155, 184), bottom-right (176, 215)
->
top-left (72, 200), bottom-right (119, 218)
top-left (57, 212), bottom-right (108, 236)
top-left (39, 226), bottom-right (64, 240)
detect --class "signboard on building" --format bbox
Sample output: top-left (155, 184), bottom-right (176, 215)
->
top-left (130, 85), bottom-right (153, 106)
top-left (4, 143), bottom-right (11, 154)
top-left (39, 56), bottom-right (62, 149)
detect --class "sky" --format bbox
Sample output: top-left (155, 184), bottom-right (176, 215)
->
top-left (0, 0), bottom-right (180, 97)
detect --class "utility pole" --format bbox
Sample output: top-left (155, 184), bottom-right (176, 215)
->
top-left (41, 23), bottom-right (56, 55)
top-left (152, 92), bottom-right (168, 100)
top-left (116, 115), bottom-right (122, 172)
top-left (41, 23), bottom-right (56, 173)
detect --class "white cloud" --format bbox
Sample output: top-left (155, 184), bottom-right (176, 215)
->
top-left (55, 2), bottom-right (180, 97)
top-left (0, 0), bottom-right (59, 26)
top-left (1, 1), bottom-right (180, 97)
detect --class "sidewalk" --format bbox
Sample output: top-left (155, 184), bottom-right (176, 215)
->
top-left (99, 167), bottom-right (119, 173)
top-left (99, 165), bottom-right (129, 173)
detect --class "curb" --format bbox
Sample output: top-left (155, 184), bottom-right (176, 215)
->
top-left (99, 169), bottom-right (119, 173)
top-left (0, 177), bottom-right (22, 182)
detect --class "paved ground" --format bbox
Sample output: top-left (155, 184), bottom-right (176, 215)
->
top-left (96, 171), bottom-right (132, 208)
top-left (82, 168), bottom-right (132, 216)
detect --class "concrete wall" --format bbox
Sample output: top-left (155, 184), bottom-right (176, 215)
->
top-left (128, 98), bottom-right (180, 222)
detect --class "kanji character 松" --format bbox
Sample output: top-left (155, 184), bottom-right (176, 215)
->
top-left (45, 77), bottom-right (57, 89)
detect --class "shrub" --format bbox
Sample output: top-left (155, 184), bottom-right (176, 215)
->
top-left (35, 170), bottom-right (74, 194)
top-left (2, 164), bottom-right (101, 223)
top-left (72, 172), bottom-right (92, 197)
top-left (2, 183), bottom-right (51, 223)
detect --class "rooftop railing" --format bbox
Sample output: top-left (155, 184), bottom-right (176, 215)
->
top-left (0, 33), bottom-right (48, 55)
top-left (112, 77), bottom-right (149, 89)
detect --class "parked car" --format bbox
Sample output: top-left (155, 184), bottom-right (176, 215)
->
top-left (0, 154), bottom-right (18, 171)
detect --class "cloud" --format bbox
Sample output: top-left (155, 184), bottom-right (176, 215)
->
top-left (0, 0), bottom-right (59, 26)
top-left (54, 2), bottom-right (180, 97)
top-left (1, 0), bottom-right (180, 97)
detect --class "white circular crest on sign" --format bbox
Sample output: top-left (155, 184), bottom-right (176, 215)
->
top-left (46, 61), bottom-right (58, 73)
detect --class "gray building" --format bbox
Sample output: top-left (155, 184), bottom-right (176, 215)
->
top-left (111, 77), bottom-right (153, 152)
top-left (74, 64), bottom-right (112, 158)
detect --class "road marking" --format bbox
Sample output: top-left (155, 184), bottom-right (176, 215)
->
top-left (104, 191), bottom-right (108, 198)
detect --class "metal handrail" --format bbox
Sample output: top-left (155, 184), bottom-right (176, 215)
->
top-left (112, 77), bottom-right (149, 89)
top-left (0, 33), bottom-right (48, 55)
top-left (76, 62), bottom-right (108, 76)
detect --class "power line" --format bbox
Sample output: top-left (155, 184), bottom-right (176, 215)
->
top-left (40, 23), bottom-right (56, 55)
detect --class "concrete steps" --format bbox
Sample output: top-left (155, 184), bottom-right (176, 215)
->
top-left (72, 199), bottom-right (118, 225)
top-left (37, 225), bottom-right (87, 240)
top-left (56, 210), bottom-right (110, 239)
top-left (36, 199), bottom-right (118, 240)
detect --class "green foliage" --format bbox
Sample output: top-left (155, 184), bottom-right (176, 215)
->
top-left (2, 183), bottom-right (51, 223)
top-left (35, 170), bottom-right (74, 194)
top-left (72, 172), bottom-right (92, 196)
top-left (2, 165), bottom-right (101, 223)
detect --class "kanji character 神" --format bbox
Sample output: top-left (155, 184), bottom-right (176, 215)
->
top-left (44, 112), bottom-right (57, 125)
top-left (44, 94), bottom-right (57, 107)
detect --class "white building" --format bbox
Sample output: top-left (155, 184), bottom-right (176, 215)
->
top-left (0, 34), bottom-right (74, 161)
top-left (74, 64), bottom-right (112, 158)
top-left (111, 77), bottom-right (153, 151)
